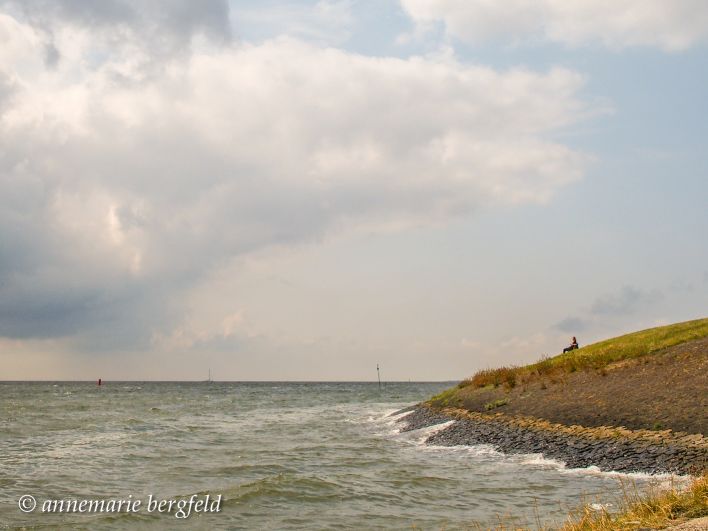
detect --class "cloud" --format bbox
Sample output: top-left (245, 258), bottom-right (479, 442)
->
top-left (2, 0), bottom-right (232, 42)
top-left (400, 0), bottom-right (708, 51)
top-left (0, 0), bottom-right (232, 71)
top-left (590, 285), bottom-right (663, 316)
top-left (554, 316), bottom-right (587, 333)
top-left (500, 332), bottom-right (548, 350)
top-left (234, 0), bottom-right (354, 46)
top-left (554, 282), bottom-right (681, 337)
top-left (0, 6), bottom-right (590, 349)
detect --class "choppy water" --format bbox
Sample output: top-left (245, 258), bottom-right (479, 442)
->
top-left (0, 382), bottom-right (668, 529)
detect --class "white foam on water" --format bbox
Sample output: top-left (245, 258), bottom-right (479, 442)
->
top-left (506, 454), bottom-right (692, 482)
top-left (589, 502), bottom-right (613, 511)
top-left (386, 408), bottom-right (415, 420)
top-left (358, 406), bottom-right (420, 439)
top-left (417, 445), bottom-right (564, 470)
top-left (425, 442), bottom-right (503, 459)
top-left (407, 420), bottom-right (457, 443)
top-left (515, 452), bottom-right (569, 470)
top-left (358, 407), bottom-right (413, 428)
top-left (559, 464), bottom-right (684, 480)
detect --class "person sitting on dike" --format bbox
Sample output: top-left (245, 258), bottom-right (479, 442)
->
top-left (563, 336), bottom-right (579, 353)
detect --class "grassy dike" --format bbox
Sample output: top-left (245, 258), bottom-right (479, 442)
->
top-left (430, 318), bottom-right (708, 409)
top-left (419, 318), bottom-right (708, 529)
top-left (426, 318), bottom-right (708, 435)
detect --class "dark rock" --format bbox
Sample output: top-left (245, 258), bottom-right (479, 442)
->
top-left (398, 406), bottom-right (706, 475)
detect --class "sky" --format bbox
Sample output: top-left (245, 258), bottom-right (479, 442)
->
top-left (1, 0), bottom-right (707, 381)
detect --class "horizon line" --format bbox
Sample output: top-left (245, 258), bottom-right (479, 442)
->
top-left (0, 379), bottom-right (458, 384)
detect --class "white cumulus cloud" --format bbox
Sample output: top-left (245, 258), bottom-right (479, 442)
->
top-left (0, 6), bottom-right (590, 349)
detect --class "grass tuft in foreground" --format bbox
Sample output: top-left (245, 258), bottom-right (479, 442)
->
top-left (562, 474), bottom-right (708, 530)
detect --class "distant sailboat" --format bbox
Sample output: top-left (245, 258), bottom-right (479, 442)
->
top-left (205, 368), bottom-right (213, 383)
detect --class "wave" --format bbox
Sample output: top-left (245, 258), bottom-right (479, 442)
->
top-left (219, 474), bottom-right (344, 505)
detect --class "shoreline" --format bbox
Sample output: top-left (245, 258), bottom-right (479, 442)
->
top-left (395, 405), bottom-right (707, 476)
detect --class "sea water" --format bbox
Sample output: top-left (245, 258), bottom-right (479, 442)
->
top-left (0, 382), bottom-right (666, 529)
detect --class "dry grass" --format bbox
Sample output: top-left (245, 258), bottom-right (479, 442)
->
top-left (470, 366), bottom-right (519, 389)
top-left (463, 475), bottom-right (708, 530)
top-left (562, 475), bottom-right (708, 530)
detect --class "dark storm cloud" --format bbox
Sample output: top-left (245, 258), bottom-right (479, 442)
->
top-left (0, 264), bottom-right (179, 350)
top-left (4, 0), bottom-right (232, 38)
top-left (0, 288), bottom-right (106, 339)
top-left (1, 0), bottom-right (232, 62)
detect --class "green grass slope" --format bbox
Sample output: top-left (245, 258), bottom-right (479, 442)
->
top-left (432, 317), bottom-right (708, 405)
